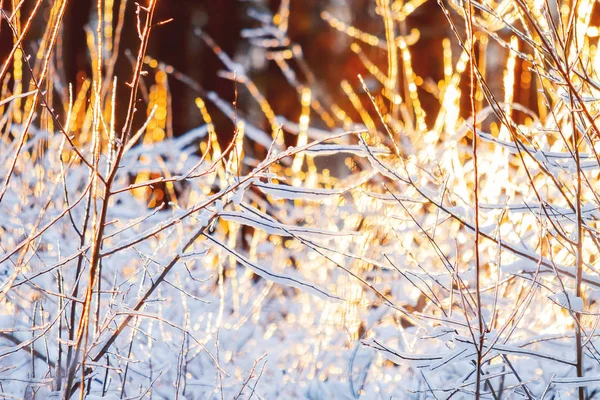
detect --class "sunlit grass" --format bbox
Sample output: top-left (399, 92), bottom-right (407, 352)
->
top-left (1, 0), bottom-right (600, 398)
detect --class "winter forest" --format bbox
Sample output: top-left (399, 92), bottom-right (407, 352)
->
top-left (1, 0), bottom-right (600, 398)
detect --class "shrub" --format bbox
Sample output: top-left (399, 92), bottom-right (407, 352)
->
top-left (1, 0), bottom-right (600, 398)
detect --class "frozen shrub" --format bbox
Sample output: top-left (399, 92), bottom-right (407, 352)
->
top-left (1, 0), bottom-right (600, 398)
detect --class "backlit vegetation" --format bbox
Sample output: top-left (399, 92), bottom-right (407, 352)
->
top-left (2, 0), bottom-right (600, 398)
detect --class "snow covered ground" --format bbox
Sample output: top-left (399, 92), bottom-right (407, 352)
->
top-left (2, 0), bottom-right (600, 399)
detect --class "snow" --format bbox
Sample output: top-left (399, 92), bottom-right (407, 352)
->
top-left (2, 0), bottom-right (600, 398)
top-left (549, 290), bottom-right (585, 312)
